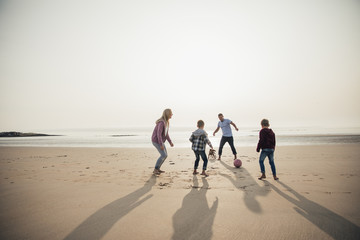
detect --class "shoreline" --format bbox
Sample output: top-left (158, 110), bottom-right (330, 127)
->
top-left (1, 140), bottom-right (360, 149)
top-left (1, 133), bottom-right (360, 149)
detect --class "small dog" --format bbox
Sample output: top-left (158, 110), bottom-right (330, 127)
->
top-left (208, 149), bottom-right (217, 160)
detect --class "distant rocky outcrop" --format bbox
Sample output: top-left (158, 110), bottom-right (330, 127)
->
top-left (0, 132), bottom-right (61, 137)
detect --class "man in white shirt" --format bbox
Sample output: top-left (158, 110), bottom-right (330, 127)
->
top-left (213, 113), bottom-right (239, 160)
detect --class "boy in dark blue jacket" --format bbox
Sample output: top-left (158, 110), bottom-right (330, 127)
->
top-left (257, 119), bottom-right (279, 180)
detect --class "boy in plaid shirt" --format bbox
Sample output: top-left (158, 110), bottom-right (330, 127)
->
top-left (189, 120), bottom-right (214, 176)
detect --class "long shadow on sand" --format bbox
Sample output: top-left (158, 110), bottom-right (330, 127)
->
top-left (172, 176), bottom-right (218, 240)
top-left (219, 160), bottom-right (270, 213)
top-left (268, 181), bottom-right (360, 240)
top-left (64, 175), bottom-right (156, 240)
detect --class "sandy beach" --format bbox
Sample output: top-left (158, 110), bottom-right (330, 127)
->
top-left (0, 144), bottom-right (359, 240)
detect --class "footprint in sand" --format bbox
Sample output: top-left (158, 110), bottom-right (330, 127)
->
top-left (159, 182), bottom-right (170, 187)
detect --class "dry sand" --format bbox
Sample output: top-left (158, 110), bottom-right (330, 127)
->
top-left (0, 145), bottom-right (359, 240)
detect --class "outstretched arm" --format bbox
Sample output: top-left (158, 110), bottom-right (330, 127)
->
top-left (205, 136), bottom-right (214, 149)
top-left (213, 126), bottom-right (220, 136)
top-left (230, 122), bottom-right (239, 131)
top-left (166, 134), bottom-right (174, 147)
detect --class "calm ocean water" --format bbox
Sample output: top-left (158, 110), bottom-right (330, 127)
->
top-left (1, 126), bottom-right (360, 148)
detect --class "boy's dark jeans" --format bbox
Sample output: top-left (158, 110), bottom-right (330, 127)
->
top-left (194, 150), bottom-right (208, 170)
top-left (259, 148), bottom-right (276, 175)
top-left (218, 136), bottom-right (237, 156)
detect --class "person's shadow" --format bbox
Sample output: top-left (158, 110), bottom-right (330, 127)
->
top-left (219, 160), bottom-right (270, 213)
top-left (64, 175), bottom-right (156, 240)
top-left (172, 176), bottom-right (218, 240)
top-left (268, 181), bottom-right (360, 240)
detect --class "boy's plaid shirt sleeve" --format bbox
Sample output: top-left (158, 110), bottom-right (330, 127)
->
top-left (204, 135), bottom-right (213, 148)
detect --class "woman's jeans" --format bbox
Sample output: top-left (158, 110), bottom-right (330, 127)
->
top-left (218, 136), bottom-right (237, 156)
top-left (259, 148), bottom-right (276, 175)
top-left (193, 150), bottom-right (208, 170)
top-left (153, 142), bottom-right (167, 169)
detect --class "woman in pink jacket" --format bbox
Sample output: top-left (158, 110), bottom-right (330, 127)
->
top-left (152, 109), bottom-right (174, 174)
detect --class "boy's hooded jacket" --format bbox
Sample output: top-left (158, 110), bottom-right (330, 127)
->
top-left (192, 129), bottom-right (207, 137)
top-left (189, 129), bottom-right (212, 151)
top-left (256, 128), bottom-right (276, 152)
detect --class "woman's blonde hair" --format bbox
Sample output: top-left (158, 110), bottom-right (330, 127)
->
top-left (156, 109), bottom-right (172, 124)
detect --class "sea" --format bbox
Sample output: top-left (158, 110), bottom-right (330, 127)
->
top-left (1, 126), bottom-right (360, 148)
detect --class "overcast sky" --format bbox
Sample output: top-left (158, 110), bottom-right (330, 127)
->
top-left (1, 0), bottom-right (359, 131)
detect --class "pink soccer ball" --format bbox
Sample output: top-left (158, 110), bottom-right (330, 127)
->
top-left (234, 159), bottom-right (242, 168)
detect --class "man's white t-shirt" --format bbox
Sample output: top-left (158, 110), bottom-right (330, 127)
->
top-left (218, 119), bottom-right (232, 137)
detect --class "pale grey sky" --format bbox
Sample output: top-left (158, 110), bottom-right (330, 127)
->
top-left (1, 0), bottom-right (359, 131)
